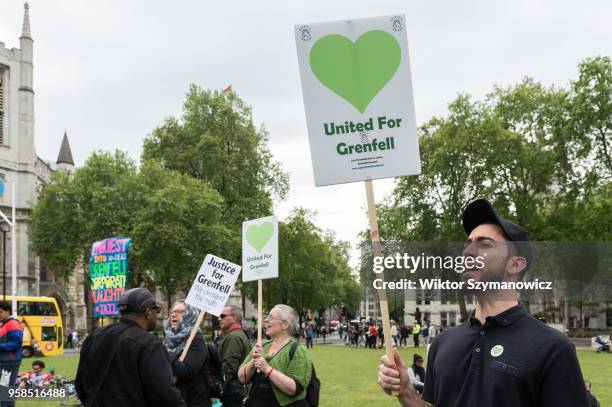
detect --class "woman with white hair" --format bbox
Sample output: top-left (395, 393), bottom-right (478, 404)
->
top-left (238, 304), bottom-right (312, 407)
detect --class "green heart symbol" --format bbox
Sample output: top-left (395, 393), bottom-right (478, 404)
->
top-left (309, 30), bottom-right (401, 113)
top-left (246, 222), bottom-right (274, 252)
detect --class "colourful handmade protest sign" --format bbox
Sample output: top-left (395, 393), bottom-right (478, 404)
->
top-left (89, 237), bottom-right (132, 318)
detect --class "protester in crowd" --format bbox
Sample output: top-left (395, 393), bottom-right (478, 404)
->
top-left (406, 354), bottom-right (425, 394)
top-left (76, 287), bottom-right (185, 406)
top-left (0, 301), bottom-right (23, 407)
top-left (353, 325), bottom-right (361, 347)
top-left (411, 322), bottom-right (421, 348)
top-left (321, 326), bottom-right (327, 343)
top-left (368, 324), bottom-right (378, 349)
top-left (377, 325), bottom-right (385, 348)
top-left (378, 198), bottom-right (590, 406)
top-left (585, 380), bottom-right (600, 407)
top-left (71, 330), bottom-right (79, 350)
top-left (390, 321), bottom-right (399, 346)
top-left (19, 360), bottom-right (53, 389)
top-left (345, 325), bottom-right (353, 345)
top-left (304, 322), bottom-right (314, 349)
top-left (218, 305), bottom-right (251, 407)
top-left (427, 323), bottom-right (436, 344)
top-left (426, 322), bottom-right (437, 357)
top-left (164, 300), bottom-right (210, 407)
top-left (400, 324), bottom-right (409, 348)
top-left (65, 329), bottom-right (73, 348)
top-left (421, 321), bottom-right (428, 346)
top-left (238, 304), bottom-right (313, 407)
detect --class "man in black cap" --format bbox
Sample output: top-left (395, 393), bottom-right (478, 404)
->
top-left (76, 287), bottom-right (186, 406)
top-left (378, 198), bottom-right (589, 407)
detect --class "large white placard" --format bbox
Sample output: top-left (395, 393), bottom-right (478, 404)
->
top-left (242, 215), bottom-right (279, 282)
top-left (295, 15), bottom-right (421, 186)
top-left (185, 254), bottom-right (241, 316)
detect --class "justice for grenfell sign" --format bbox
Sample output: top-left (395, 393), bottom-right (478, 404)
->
top-left (185, 254), bottom-right (241, 316)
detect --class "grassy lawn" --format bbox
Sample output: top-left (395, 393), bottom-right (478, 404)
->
top-left (310, 346), bottom-right (611, 407)
top-left (17, 355), bottom-right (78, 407)
top-left (14, 346), bottom-right (612, 406)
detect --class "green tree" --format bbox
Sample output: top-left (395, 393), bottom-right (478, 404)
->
top-left (31, 151), bottom-right (143, 329)
top-left (142, 86), bottom-right (289, 261)
top-left (131, 161), bottom-right (232, 309)
top-left (570, 56), bottom-right (612, 182)
top-left (367, 58), bottom-right (612, 323)
top-left (31, 152), bottom-right (235, 324)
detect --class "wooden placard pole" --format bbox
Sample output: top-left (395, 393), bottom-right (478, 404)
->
top-left (179, 310), bottom-right (205, 362)
top-left (256, 279), bottom-right (264, 372)
top-left (257, 279), bottom-right (263, 345)
top-left (365, 179), bottom-right (398, 396)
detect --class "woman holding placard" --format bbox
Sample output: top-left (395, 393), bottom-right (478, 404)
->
top-left (238, 304), bottom-right (313, 407)
top-left (164, 300), bottom-right (211, 407)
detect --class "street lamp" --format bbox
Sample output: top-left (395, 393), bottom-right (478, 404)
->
top-left (0, 221), bottom-right (8, 299)
top-left (0, 180), bottom-right (17, 315)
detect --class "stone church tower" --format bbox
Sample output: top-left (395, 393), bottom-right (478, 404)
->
top-left (0, 4), bottom-right (86, 331)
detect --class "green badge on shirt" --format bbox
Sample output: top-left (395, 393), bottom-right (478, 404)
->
top-left (491, 345), bottom-right (504, 357)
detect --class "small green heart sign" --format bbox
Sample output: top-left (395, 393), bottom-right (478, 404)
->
top-left (309, 30), bottom-right (401, 113)
top-left (246, 222), bottom-right (274, 252)
top-left (243, 216), bottom-right (279, 282)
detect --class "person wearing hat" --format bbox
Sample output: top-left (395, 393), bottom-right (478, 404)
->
top-left (378, 199), bottom-right (589, 407)
top-left (76, 287), bottom-right (186, 407)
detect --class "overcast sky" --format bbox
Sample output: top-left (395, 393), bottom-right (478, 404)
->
top-left (1, 0), bottom-right (610, 268)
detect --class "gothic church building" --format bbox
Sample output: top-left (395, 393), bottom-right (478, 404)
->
top-left (0, 4), bottom-right (86, 331)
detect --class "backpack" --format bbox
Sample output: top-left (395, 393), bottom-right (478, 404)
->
top-left (289, 341), bottom-right (320, 407)
top-left (203, 342), bottom-right (225, 398)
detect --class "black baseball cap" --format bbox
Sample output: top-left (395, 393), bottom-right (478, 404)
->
top-left (118, 288), bottom-right (163, 314)
top-left (462, 199), bottom-right (533, 268)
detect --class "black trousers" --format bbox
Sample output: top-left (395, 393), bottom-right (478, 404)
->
top-left (221, 394), bottom-right (244, 407)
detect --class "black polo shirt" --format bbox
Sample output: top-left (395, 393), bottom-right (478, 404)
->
top-left (422, 305), bottom-right (589, 407)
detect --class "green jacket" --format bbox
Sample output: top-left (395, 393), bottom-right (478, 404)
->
top-left (241, 338), bottom-right (312, 407)
top-left (218, 328), bottom-right (251, 396)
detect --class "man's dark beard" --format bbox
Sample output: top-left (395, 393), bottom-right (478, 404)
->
top-left (461, 253), bottom-right (511, 297)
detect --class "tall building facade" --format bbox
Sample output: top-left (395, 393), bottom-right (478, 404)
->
top-left (0, 4), bottom-right (86, 331)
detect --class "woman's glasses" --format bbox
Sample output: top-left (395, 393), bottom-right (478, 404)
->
top-left (264, 315), bottom-right (286, 322)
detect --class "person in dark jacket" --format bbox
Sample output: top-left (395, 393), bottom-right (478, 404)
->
top-left (76, 288), bottom-right (186, 407)
top-left (164, 300), bottom-right (210, 407)
top-left (218, 305), bottom-right (251, 407)
top-left (0, 301), bottom-right (23, 407)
